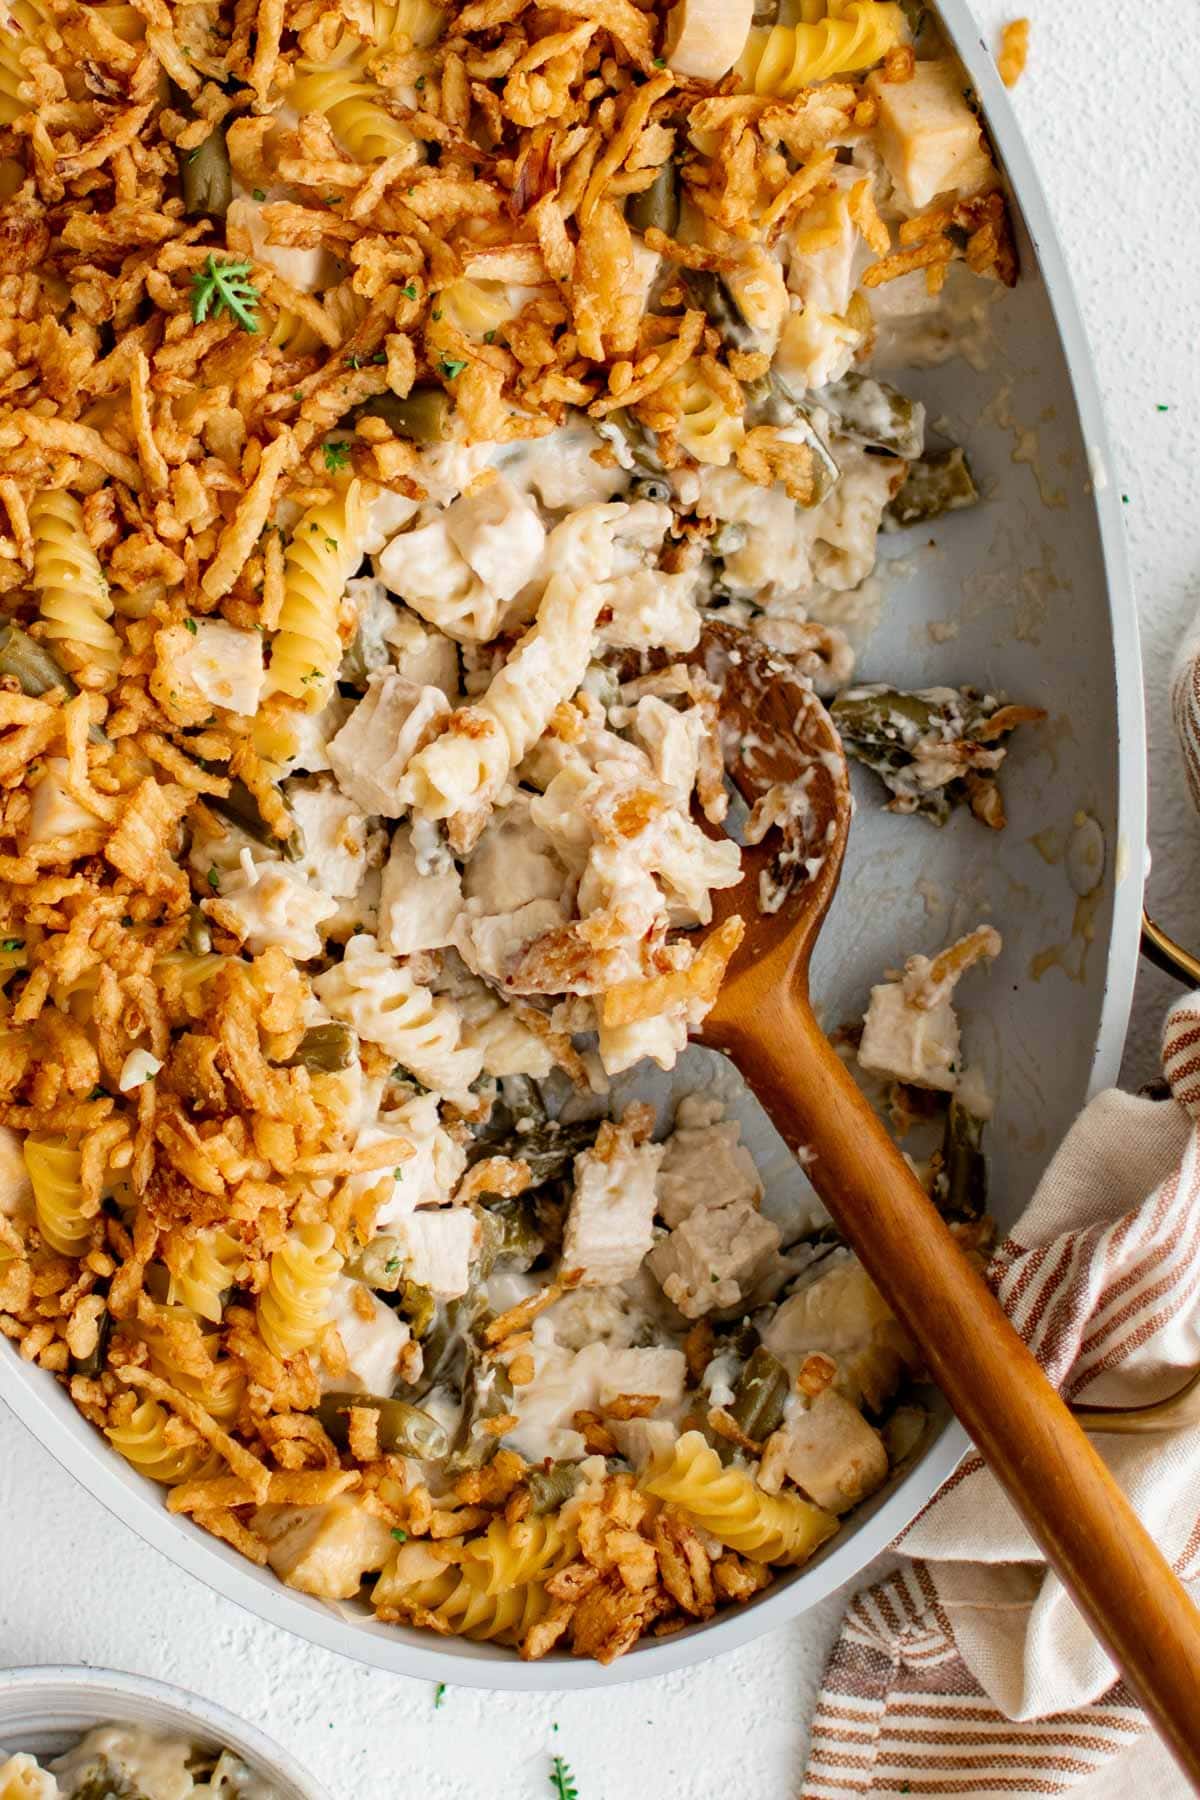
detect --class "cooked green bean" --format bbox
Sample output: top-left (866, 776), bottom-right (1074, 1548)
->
top-left (937, 1100), bottom-right (987, 1221)
top-left (526, 1460), bottom-right (581, 1514)
top-left (821, 371), bottom-right (925, 460)
top-left (180, 123), bottom-right (232, 221)
top-left (728, 1345), bottom-right (789, 1442)
top-left (467, 1117), bottom-right (597, 1187)
top-left (445, 1359), bottom-right (515, 1472)
top-left (886, 446), bottom-right (979, 527)
top-left (284, 1021), bottom-right (357, 1074)
top-left (476, 1195), bottom-right (544, 1276)
top-left (185, 905), bottom-right (212, 956)
top-left (207, 778), bottom-right (304, 861)
top-left (595, 407), bottom-right (664, 476)
top-left (413, 1292), bottom-right (482, 1395)
top-left (397, 1278), bottom-right (437, 1338)
top-left (627, 159), bottom-right (679, 237)
top-left (317, 1391), bottom-right (449, 1459)
top-left (0, 621), bottom-right (78, 699)
top-left (354, 386), bottom-right (451, 444)
top-left (679, 268), bottom-right (759, 352)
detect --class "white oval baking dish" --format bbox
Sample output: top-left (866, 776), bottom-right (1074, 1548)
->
top-left (0, 0), bottom-right (1145, 1691)
top-left (0, 1666), bottom-right (329, 1799)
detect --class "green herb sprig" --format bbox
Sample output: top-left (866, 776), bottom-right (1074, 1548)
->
top-left (190, 255), bottom-right (261, 333)
top-left (550, 1756), bottom-right (578, 1800)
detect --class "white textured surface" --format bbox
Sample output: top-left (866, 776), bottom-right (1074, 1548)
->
top-left (2, 6), bottom-right (1197, 1795)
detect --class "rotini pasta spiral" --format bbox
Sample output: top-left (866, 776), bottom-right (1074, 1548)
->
top-left (313, 937), bottom-right (484, 1097)
top-left (28, 489), bottom-right (122, 676)
top-left (642, 1431), bottom-right (838, 1565)
top-left (23, 1136), bottom-right (90, 1257)
top-left (269, 481), bottom-right (366, 711)
top-left (736, 0), bottom-right (906, 95)
top-left (165, 1226), bottom-right (243, 1323)
top-left (287, 64), bottom-right (419, 165)
top-left (666, 361), bottom-right (747, 467)
top-left (462, 1512), bottom-right (578, 1594)
top-left (105, 1397), bottom-right (220, 1484)
top-left (373, 1517), bottom-right (575, 1642)
top-left (257, 1220), bottom-right (342, 1360)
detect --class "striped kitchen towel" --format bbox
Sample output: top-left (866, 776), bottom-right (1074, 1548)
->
top-left (802, 994), bottom-right (1200, 1798)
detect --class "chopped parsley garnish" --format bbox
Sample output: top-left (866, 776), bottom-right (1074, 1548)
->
top-left (431, 308), bottom-right (442, 320)
top-left (390, 1526), bottom-right (408, 1543)
top-left (323, 440), bottom-right (352, 472)
top-left (439, 357), bottom-right (467, 380)
top-left (434, 1682), bottom-right (446, 1709)
top-left (0, 938), bottom-right (23, 951)
top-left (345, 352), bottom-right (364, 370)
top-left (550, 1756), bottom-right (579, 1800)
top-left (402, 283), bottom-right (418, 300)
top-left (207, 865), bottom-right (220, 890)
top-left (183, 616), bottom-right (198, 634)
top-left (653, 55), bottom-right (665, 65)
top-left (190, 254), bottom-right (260, 333)
top-left (301, 667), bottom-right (324, 683)
top-left (483, 329), bottom-right (496, 343)
top-left (415, 74), bottom-right (426, 89)
top-left (252, 187), bottom-right (266, 201)
top-left (384, 1255), bottom-right (400, 1274)
top-left (370, 350), bottom-right (387, 363)
top-left (394, 1167), bottom-right (404, 1179)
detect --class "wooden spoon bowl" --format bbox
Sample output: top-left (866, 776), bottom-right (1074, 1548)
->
top-left (689, 622), bottom-right (1200, 1781)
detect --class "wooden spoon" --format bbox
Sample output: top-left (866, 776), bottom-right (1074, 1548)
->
top-left (689, 621), bottom-right (1200, 1781)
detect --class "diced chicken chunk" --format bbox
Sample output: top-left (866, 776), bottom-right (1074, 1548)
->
top-left (762, 1250), bottom-right (918, 1412)
top-left (387, 610), bottom-right (460, 697)
top-left (867, 60), bottom-right (996, 212)
top-left (456, 897), bottom-right (567, 984)
top-left (858, 924), bottom-right (1000, 1092)
top-left (213, 857), bottom-right (336, 959)
top-left (324, 1276), bottom-right (410, 1394)
top-left (775, 1387), bottom-right (889, 1514)
top-left (596, 1345), bottom-right (685, 1411)
top-left (389, 1207), bottom-right (477, 1297)
top-left (289, 779), bottom-right (372, 898)
top-left (858, 977), bottom-right (960, 1091)
top-left (253, 1497), bottom-right (395, 1599)
top-left (562, 1129), bottom-right (664, 1287)
top-left (157, 619), bottom-right (265, 717)
top-left (328, 673), bottom-right (450, 817)
top-left (608, 1415), bottom-right (679, 1470)
top-left (22, 758), bottom-right (104, 847)
top-left (647, 1198), bottom-right (781, 1319)
top-left (444, 474), bottom-right (546, 605)
top-left (656, 1096), bottom-right (762, 1228)
top-left (378, 825), bottom-right (462, 955)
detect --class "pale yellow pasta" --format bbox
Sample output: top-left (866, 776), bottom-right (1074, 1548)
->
top-left (269, 482), bottom-right (366, 711)
top-left (287, 64), bottom-right (419, 164)
top-left (436, 279), bottom-right (515, 340)
top-left (642, 1430), bottom-right (838, 1564)
top-left (667, 361), bottom-right (747, 467)
top-left (23, 1136), bottom-right (90, 1257)
top-left (373, 1517), bottom-right (576, 1642)
top-left (28, 489), bottom-right (122, 676)
top-left (166, 1226), bottom-right (243, 1324)
top-left (736, 0), bottom-right (906, 95)
top-left (105, 1397), bottom-right (220, 1484)
top-left (257, 1221), bottom-right (342, 1359)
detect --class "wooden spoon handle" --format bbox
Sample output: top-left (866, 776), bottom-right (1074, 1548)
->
top-left (726, 997), bottom-right (1200, 1784)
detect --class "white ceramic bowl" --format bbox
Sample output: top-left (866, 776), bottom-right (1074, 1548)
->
top-left (0, 0), bottom-right (1145, 1691)
top-left (0, 1666), bottom-right (329, 1798)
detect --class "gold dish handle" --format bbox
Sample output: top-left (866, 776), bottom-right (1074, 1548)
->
top-left (1141, 909), bottom-right (1200, 986)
